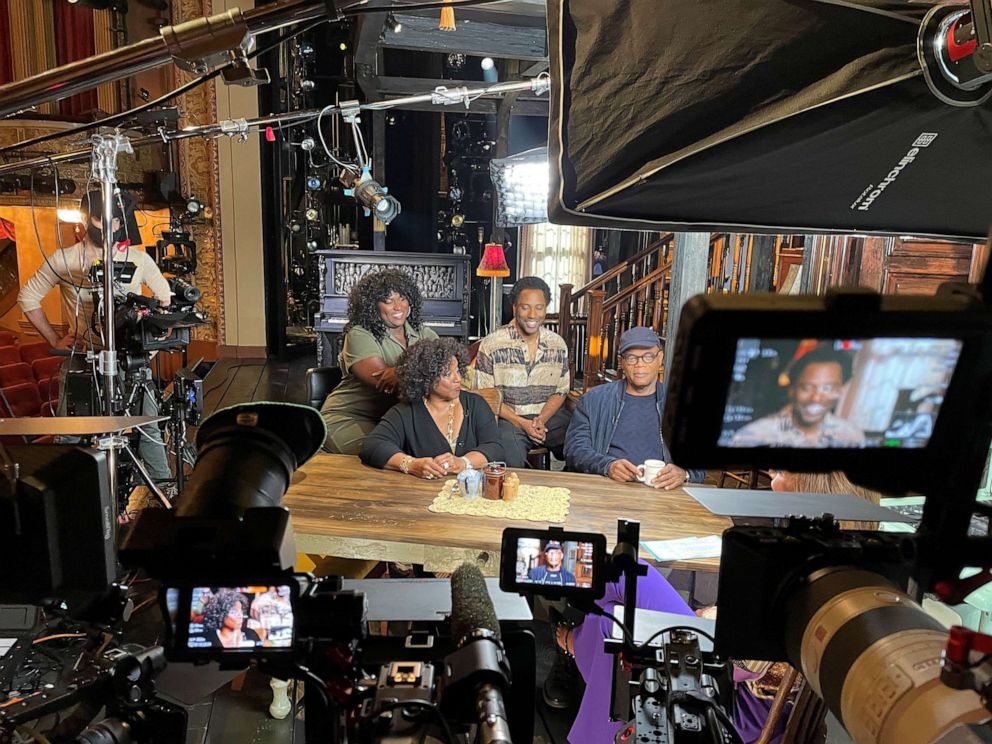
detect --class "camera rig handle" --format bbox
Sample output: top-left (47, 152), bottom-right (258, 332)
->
top-left (941, 625), bottom-right (992, 713)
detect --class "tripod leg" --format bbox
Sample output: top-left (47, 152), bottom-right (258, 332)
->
top-left (122, 443), bottom-right (173, 509)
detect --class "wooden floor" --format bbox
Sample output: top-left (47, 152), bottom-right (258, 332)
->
top-left (178, 349), bottom-right (574, 743)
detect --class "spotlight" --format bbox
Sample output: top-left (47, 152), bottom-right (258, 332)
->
top-left (338, 41), bottom-right (348, 52)
top-left (298, 43), bottom-right (315, 56)
top-left (450, 213), bottom-right (465, 228)
top-left (481, 57), bottom-right (495, 71)
top-left (446, 52), bottom-right (465, 70)
top-left (385, 13), bottom-right (402, 33)
top-left (448, 184), bottom-right (462, 201)
top-left (185, 196), bottom-right (203, 217)
top-left (306, 239), bottom-right (319, 251)
top-left (300, 79), bottom-right (316, 92)
top-left (300, 137), bottom-right (315, 151)
top-left (306, 176), bottom-right (322, 190)
top-left (489, 146), bottom-right (550, 225)
top-left (340, 167), bottom-right (401, 225)
top-left (305, 207), bottom-right (319, 221)
top-left (288, 220), bottom-right (303, 234)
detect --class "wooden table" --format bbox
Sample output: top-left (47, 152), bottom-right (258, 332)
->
top-left (282, 454), bottom-right (730, 575)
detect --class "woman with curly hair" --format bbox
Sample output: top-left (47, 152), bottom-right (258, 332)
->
top-left (360, 338), bottom-right (502, 479)
top-left (321, 268), bottom-right (438, 454)
top-left (199, 589), bottom-right (261, 649)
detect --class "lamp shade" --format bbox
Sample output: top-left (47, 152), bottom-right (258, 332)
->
top-left (476, 243), bottom-right (510, 277)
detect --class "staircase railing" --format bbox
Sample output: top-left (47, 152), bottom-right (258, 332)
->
top-left (549, 233), bottom-right (674, 389)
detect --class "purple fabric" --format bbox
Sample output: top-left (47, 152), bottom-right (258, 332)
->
top-left (566, 564), bottom-right (781, 744)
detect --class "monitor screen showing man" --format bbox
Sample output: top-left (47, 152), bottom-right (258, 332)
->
top-left (719, 338), bottom-right (961, 449)
top-left (515, 539), bottom-right (597, 588)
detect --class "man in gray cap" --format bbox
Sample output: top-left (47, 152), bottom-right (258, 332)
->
top-left (564, 326), bottom-right (705, 487)
top-left (527, 540), bottom-right (576, 586)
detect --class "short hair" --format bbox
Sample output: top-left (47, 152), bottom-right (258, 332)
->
top-left (788, 344), bottom-right (853, 386)
top-left (200, 589), bottom-right (249, 632)
top-left (344, 268), bottom-right (424, 341)
top-left (396, 338), bottom-right (468, 401)
top-left (510, 276), bottom-right (551, 305)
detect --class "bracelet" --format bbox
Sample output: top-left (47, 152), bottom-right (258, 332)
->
top-left (460, 456), bottom-right (472, 470)
top-left (399, 455), bottom-right (414, 474)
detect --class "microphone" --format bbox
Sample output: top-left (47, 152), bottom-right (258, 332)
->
top-left (447, 563), bottom-right (512, 744)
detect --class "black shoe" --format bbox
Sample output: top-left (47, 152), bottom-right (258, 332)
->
top-left (542, 651), bottom-right (582, 710)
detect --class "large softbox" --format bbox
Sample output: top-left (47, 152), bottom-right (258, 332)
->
top-left (548, 0), bottom-right (992, 240)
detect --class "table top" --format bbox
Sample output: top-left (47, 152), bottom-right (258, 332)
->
top-left (283, 454), bottom-right (729, 574)
top-left (0, 415), bottom-right (167, 436)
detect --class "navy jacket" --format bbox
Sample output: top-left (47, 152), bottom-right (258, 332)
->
top-left (564, 379), bottom-right (706, 482)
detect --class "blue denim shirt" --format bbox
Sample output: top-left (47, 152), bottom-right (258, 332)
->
top-left (564, 379), bottom-right (706, 482)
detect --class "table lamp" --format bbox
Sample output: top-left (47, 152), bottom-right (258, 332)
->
top-left (477, 242), bottom-right (510, 335)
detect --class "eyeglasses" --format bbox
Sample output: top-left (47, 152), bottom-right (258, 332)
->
top-left (794, 383), bottom-right (842, 397)
top-left (621, 351), bottom-right (659, 366)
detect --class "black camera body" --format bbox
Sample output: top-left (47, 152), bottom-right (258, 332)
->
top-left (714, 519), bottom-right (915, 661)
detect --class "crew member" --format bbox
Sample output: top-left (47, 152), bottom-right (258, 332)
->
top-left (527, 541), bottom-right (576, 586)
top-left (729, 344), bottom-right (865, 448)
top-left (564, 326), bottom-right (704, 487)
top-left (474, 276), bottom-right (572, 467)
top-left (17, 189), bottom-right (173, 482)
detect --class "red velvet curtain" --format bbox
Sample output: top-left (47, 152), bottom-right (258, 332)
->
top-left (53, 1), bottom-right (98, 117)
top-left (0, 1), bottom-right (14, 86)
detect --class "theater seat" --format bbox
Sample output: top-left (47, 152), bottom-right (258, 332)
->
top-left (0, 363), bottom-right (34, 387)
top-left (31, 356), bottom-right (63, 380)
top-left (19, 341), bottom-right (53, 364)
top-left (36, 376), bottom-right (59, 403)
top-left (306, 366), bottom-right (342, 409)
top-left (0, 331), bottom-right (16, 346)
top-left (0, 346), bottom-right (19, 366)
top-left (0, 382), bottom-right (42, 417)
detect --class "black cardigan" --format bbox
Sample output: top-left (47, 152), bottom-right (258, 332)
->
top-left (359, 390), bottom-right (503, 469)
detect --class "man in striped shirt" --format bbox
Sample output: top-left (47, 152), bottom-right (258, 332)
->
top-left (474, 277), bottom-right (572, 467)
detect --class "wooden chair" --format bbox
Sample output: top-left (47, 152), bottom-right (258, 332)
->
top-left (305, 366), bottom-right (343, 409)
top-left (754, 666), bottom-right (827, 744)
top-left (471, 387), bottom-right (551, 469)
top-left (719, 468), bottom-right (773, 489)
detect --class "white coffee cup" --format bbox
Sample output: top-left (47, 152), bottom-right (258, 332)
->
top-left (636, 459), bottom-right (666, 485)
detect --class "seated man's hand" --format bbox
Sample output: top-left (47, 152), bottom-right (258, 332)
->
top-left (524, 417), bottom-right (546, 443)
top-left (56, 334), bottom-right (81, 350)
top-left (650, 464), bottom-right (687, 490)
top-left (607, 458), bottom-right (640, 482)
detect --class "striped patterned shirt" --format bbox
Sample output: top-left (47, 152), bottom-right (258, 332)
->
top-left (474, 323), bottom-right (570, 416)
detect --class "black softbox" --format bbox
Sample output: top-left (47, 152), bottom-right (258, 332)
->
top-left (548, 0), bottom-right (992, 240)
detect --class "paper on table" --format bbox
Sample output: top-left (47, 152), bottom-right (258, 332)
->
top-left (641, 536), bottom-right (723, 562)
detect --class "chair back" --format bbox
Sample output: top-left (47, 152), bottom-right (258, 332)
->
top-left (31, 356), bottom-right (64, 380)
top-left (19, 341), bottom-right (52, 364)
top-left (0, 363), bottom-right (33, 387)
top-left (471, 387), bottom-right (502, 419)
top-left (0, 346), bottom-right (19, 366)
top-left (306, 366), bottom-right (343, 409)
top-left (0, 382), bottom-right (42, 417)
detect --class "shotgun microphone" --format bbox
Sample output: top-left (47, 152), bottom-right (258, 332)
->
top-left (447, 563), bottom-right (512, 744)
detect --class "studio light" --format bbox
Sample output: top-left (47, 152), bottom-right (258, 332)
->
top-left (306, 176), bottom-right (322, 190)
top-left (490, 146), bottom-right (550, 226)
top-left (481, 57), bottom-right (495, 71)
top-left (185, 196), bottom-right (203, 217)
top-left (341, 167), bottom-right (401, 225)
top-left (385, 13), bottom-right (402, 33)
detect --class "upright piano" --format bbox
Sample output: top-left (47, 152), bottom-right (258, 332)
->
top-left (314, 250), bottom-right (472, 365)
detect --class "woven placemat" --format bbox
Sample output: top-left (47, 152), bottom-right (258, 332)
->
top-left (427, 479), bottom-right (571, 523)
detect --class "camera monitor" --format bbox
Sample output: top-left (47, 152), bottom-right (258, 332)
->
top-left (719, 338), bottom-right (962, 450)
top-left (500, 528), bottom-right (607, 599)
top-left (164, 584), bottom-right (296, 659)
top-left (662, 291), bottom-right (992, 490)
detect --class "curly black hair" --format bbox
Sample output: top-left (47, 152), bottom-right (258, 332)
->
top-left (395, 338), bottom-right (468, 401)
top-left (510, 276), bottom-right (551, 305)
top-left (788, 344), bottom-right (854, 386)
top-left (200, 589), bottom-right (249, 632)
top-left (344, 268), bottom-right (424, 341)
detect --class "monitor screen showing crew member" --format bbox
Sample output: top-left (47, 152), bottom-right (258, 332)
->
top-left (719, 338), bottom-right (961, 449)
top-left (514, 538), bottom-right (595, 588)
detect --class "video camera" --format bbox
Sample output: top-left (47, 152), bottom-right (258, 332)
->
top-left (499, 522), bottom-right (737, 743)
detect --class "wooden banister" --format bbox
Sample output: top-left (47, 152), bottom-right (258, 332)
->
top-left (583, 289), bottom-right (606, 390)
top-left (571, 232), bottom-right (675, 303)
